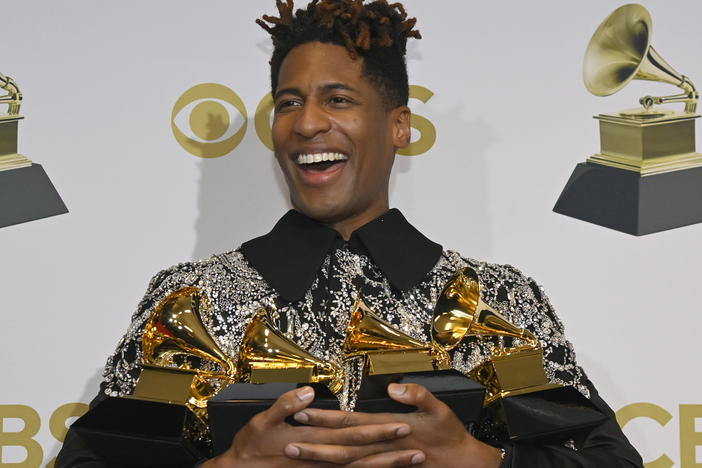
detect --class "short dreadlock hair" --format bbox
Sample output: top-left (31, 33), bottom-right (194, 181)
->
top-left (257, 0), bottom-right (421, 110)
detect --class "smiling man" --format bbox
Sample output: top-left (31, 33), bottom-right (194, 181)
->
top-left (57, 1), bottom-right (643, 467)
top-left (270, 41), bottom-right (406, 239)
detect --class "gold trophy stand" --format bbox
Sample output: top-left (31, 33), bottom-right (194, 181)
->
top-left (554, 112), bottom-right (702, 236)
top-left (0, 115), bottom-right (67, 228)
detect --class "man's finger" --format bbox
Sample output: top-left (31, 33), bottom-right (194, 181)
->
top-left (346, 450), bottom-right (426, 468)
top-left (387, 383), bottom-right (445, 415)
top-left (294, 407), bottom-right (396, 428)
top-left (261, 386), bottom-right (316, 424)
top-left (284, 440), bottom-right (397, 464)
top-left (301, 422), bottom-right (411, 445)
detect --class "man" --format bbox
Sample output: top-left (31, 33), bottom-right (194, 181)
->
top-left (58, 1), bottom-right (644, 466)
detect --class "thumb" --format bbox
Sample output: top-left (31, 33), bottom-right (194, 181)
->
top-left (387, 383), bottom-right (443, 414)
top-left (263, 386), bottom-right (316, 424)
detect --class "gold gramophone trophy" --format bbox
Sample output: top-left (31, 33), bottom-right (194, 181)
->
top-left (71, 287), bottom-right (232, 465)
top-left (137, 288), bottom-right (345, 409)
top-left (554, 4), bottom-right (702, 235)
top-left (343, 297), bottom-right (450, 374)
top-left (207, 308), bottom-right (346, 454)
top-left (0, 72), bottom-right (30, 171)
top-left (433, 267), bottom-right (606, 440)
top-left (341, 296), bottom-right (485, 423)
top-left (133, 287), bottom-right (238, 419)
top-left (235, 309), bottom-right (344, 393)
top-left (432, 267), bottom-right (558, 405)
top-left (0, 71), bottom-right (67, 228)
top-left (74, 286), bottom-right (348, 461)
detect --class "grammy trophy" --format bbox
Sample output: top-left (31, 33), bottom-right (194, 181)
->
top-left (554, 4), bottom-right (702, 235)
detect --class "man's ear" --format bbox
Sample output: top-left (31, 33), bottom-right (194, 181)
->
top-left (391, 106), bottom-right (412, 149)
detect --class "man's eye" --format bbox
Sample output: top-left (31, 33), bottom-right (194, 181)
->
top-left (276, 99), bottom-right (301, 111)
top-left (330, 96), bottom-right (352, 105)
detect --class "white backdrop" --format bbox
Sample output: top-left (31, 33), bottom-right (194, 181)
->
top-left (2, 1), bottom-right (701, 466)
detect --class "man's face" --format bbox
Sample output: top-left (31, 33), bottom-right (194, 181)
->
top-left (272, 41), bottom-right (410, 228)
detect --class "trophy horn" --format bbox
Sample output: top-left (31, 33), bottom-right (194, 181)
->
top-left (431, 267), bottom-right (539, 352)
top-left (142, 287), bottom-right (237, 379)
top-left (136, 287), bottom-right (237, 417)
top-left (583, 3), bottom-right (698, 113)
top-left (343, 297), bottom-right (431, 357)
top-left (237, 310), bottom-right (345, 395)
top-left (0, 72), bottom-right (22, 115)
top-left (342, 297), bottom-right (448, 374)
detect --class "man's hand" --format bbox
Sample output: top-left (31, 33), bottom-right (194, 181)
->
top-left (289, 383), bottom-right (504, 468)
top-left (201, 386), bottom-right (425, 468)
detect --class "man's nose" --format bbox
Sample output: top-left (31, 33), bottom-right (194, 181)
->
top-left (293, 102), bottom-right (331, 138)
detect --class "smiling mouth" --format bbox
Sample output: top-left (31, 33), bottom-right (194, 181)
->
top-left (295, 152), bottom-right (349, 172)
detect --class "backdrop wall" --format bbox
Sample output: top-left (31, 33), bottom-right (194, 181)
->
top-left (1, 2), bottom-right (700, 467)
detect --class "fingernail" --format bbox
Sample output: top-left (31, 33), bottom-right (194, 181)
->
top-left (396, 425), bottom-right (410, 437)
top-left (297, 386), bottom-right (314, 401)
top-left (294, 411), bottom-right (309, 423)
top-left (388, 383), bottom-right (407, 396)
top-left (411, 452), bottom-right (425, 464)
top-left (284, 444), bottom-right (301, 458)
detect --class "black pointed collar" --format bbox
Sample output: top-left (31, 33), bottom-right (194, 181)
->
top-left (240, 209), bottom-right (442, 302)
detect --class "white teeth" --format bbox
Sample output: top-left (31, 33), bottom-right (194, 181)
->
top-left (296, 152), bottom-right (349, 165)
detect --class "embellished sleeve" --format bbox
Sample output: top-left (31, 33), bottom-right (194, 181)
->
top-left (100, 262), bottom-right (205, 398)
top-left (507, 267), bottom-right (589, 396)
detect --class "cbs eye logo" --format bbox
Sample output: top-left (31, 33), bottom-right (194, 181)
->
top-left (171, 83), bottom-right (437, 158)
top-left (171, 83), bottom-right (249, 159)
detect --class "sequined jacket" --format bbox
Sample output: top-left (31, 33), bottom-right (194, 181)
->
top-left (57, 209), bottom-right (643, 468)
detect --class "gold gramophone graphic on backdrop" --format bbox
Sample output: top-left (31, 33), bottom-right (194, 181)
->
top-left (432, 267), bottom-right (558, 405)
top-left (554, 4), bottom-right (702, 236)
top-left (0, 71), bottom-right (67, 228)
top-left (0, 72), bottom-right (31, 171)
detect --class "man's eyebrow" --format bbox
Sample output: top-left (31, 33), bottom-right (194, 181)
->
top-left (321, 82), bottom-right (359, 93)
top-left (274, 83), bottom-right (359, 100)
top-left (274, 87), bottom-right (302, 100)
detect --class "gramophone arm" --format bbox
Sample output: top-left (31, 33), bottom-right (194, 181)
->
top-left (639, 75), bottom-right (699, 113)
top-left (0, 72), bottom-right (21, 115)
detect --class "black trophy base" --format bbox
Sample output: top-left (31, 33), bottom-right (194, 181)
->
top-left (356, 370), bottom-right (485, 426)
top-left (70, 397), bottom-right (206, 467)
top-left (553, 162), bottom-right (702, 236)
top-left (0, 163), bottom-right (68, 228)
top-left (486, 386), bottom-right (607, 442)
top-left (208, 372), bottom-right (484, 456)
top-left (209, 382), bottom-right (339, 456)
